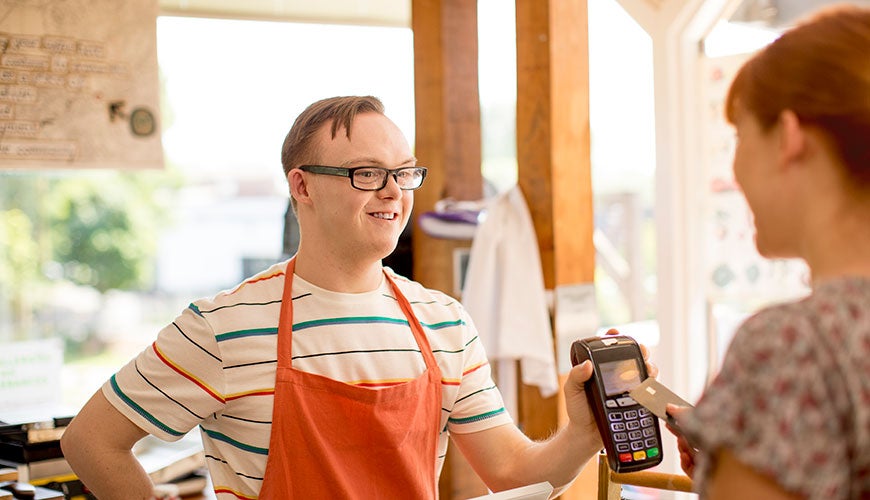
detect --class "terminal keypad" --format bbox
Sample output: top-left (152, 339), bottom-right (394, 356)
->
top-left (606, 397), bottom-right (659, 464)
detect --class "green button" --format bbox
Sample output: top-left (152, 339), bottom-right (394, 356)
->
top-left (647, 447), bottom-right (660, 458)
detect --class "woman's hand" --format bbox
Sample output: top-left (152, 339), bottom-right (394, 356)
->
top-left (665, 403), bottom-right (696, 478)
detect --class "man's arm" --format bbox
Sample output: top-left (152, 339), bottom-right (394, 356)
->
top-left (60, 389), bottom-right (154, 500)
top-left (450, 360), bottom-right (603, 496)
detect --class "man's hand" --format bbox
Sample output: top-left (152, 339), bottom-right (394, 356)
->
top-left (563, 329), bottom-right (659, 440)
top-left (562, 358), bottom-right (601, 446)
top-left (601, 327), bottom-right (659, 378)
top-left (452, 330), bottom-right (662, 494)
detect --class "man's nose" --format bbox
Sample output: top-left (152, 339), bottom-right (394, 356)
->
top-left (379, 173), bottom-right (402, 195)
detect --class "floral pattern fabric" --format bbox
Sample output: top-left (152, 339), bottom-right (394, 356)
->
top-left (682, 276), bottom-right (870, 499)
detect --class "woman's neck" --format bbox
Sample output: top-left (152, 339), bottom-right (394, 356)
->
top-left (803, 201), bottom-right (870, 284)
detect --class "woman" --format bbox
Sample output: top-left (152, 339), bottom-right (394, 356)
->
top-left (672, 5), bottom-right (870, 499)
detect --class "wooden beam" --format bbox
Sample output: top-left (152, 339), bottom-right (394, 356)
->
top-left (412, 0), bottom-right (483, 295)
top-left (516, 0), bottom-right (593, 290)
top-left (412, 1), bottom-right (485, 498)
top-left (516, 0), bottom-right (596, 498)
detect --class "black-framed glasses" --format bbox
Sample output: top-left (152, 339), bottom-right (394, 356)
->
top-left (298, 165), bottom-right (428, 191)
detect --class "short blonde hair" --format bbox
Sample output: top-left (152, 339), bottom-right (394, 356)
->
top-left (280, 96), bottom-right (385, 177)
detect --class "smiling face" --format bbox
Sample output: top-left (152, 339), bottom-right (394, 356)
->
top-left (292, 112), bottom-right (416, 265)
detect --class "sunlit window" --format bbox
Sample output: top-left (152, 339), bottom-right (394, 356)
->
top-left (589, 0), bottom-right (657, 329)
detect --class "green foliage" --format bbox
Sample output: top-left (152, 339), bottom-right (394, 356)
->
top-left (0, 208), bottom-right (40, 290)
top-left (1, 169), bottom-right (178, 294)
top-left (46, 178), bottom-right (147, 291)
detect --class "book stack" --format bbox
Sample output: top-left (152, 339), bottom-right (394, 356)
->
top-left (0, 417), bottom-right (90, 499)
top-left (0, 418), bottom-right (207, 499)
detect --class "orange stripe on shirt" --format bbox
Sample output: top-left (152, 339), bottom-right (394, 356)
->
top-left (225, 388), bottom-right (275, 401)
top-left (350, 378), bottom-right (412, 388)
top-left (440, 363), bottom-right (486, 388)
top-left (152, 343), bottom-right (225, 404)
top-left (462, 361), bottom-right (488, 376)
top-left (212, 487), bottom-right (257, 499)
top-left (227, 270), bottom-right (285, 295)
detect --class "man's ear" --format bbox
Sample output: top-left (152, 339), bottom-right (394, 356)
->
top-left (288, 169), bottom-right (311, 205)
top-left (778, 109), bottom-right (806, 168)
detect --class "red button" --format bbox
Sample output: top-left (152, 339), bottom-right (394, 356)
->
top-left (619, 453), bottom-right (633, 463)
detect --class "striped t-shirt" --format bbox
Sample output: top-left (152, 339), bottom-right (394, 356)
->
top-left (103, 262), bottom-right (512, 499)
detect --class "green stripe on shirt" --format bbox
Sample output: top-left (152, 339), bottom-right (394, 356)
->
top-left (110, 375), bottom-right (185, 437)
top-left (422, 319), bottom-right (465, 330)
top-left (201, 427), bottom-right (269, 455)
top-left (293, 316), bottom-right (409, 331)
top-left (448, 407), bottom-right (507, 425)
top-left (216, 327), bottom-right (278, 342)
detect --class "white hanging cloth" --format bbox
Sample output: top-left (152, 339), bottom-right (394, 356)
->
top-left (461, 185), bottom-right (559, 418)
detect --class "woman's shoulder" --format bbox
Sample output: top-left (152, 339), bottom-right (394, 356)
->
top-left (743, 276), bottom-right (870, 332)
top-left (728, 276), bottom-right (870, 369)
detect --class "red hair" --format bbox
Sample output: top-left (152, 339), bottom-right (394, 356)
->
top-left (725, 5), bottom-right (870, 187)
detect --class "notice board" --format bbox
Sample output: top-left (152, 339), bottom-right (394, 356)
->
top-left (0, 0), bottom-right (163, 170)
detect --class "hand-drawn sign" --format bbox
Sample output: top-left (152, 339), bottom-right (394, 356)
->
top-left (0, 0), bottom-right (163, 169)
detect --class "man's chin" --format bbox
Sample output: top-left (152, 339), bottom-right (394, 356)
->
top-left (380, 245), bottom-right (400, 261)
top-left (351, 240), bottom-right (398, 262)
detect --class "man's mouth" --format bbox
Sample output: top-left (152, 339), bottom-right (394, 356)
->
top-left (370, 212), bottom-right (396, 220)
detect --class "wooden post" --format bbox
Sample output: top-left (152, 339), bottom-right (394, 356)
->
top-left (411, 0), bottom-right (483, 296)
top-left (516, 0), bottom-right (597, 498)
top-left (412, 1), bottom-right (486, 498)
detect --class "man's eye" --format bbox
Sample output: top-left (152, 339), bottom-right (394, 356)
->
top-left (356, 170), bottom-right (379, 179)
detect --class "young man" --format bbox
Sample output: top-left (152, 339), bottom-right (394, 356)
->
top-left (62, 96), bottom-right (650, 499)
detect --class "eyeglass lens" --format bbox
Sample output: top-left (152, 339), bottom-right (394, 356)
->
top-left (353, 167), bottom-right (425, 190)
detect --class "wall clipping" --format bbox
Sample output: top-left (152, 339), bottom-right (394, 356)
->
top-left (0, 0), bottom-right (163, 169)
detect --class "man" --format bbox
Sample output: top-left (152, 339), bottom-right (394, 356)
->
top-left (62, 96), bottom-right (652, 498)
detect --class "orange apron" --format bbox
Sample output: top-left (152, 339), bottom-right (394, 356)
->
top-left (258, 259), bottom-right (442, 498)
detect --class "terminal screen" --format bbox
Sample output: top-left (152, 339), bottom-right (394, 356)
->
top-left (599, 358), bottom-right (642, 396)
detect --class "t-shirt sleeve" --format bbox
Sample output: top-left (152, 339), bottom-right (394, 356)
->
top-left (102, 303), bottom-right (226, 441)
top-left (446, 308), bottom-right (514, 434)
top-left (681, 306), bottom-right (851, 498)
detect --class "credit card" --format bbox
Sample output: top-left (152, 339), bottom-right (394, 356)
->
top-left (629, 377), bottom-right (693, 424)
